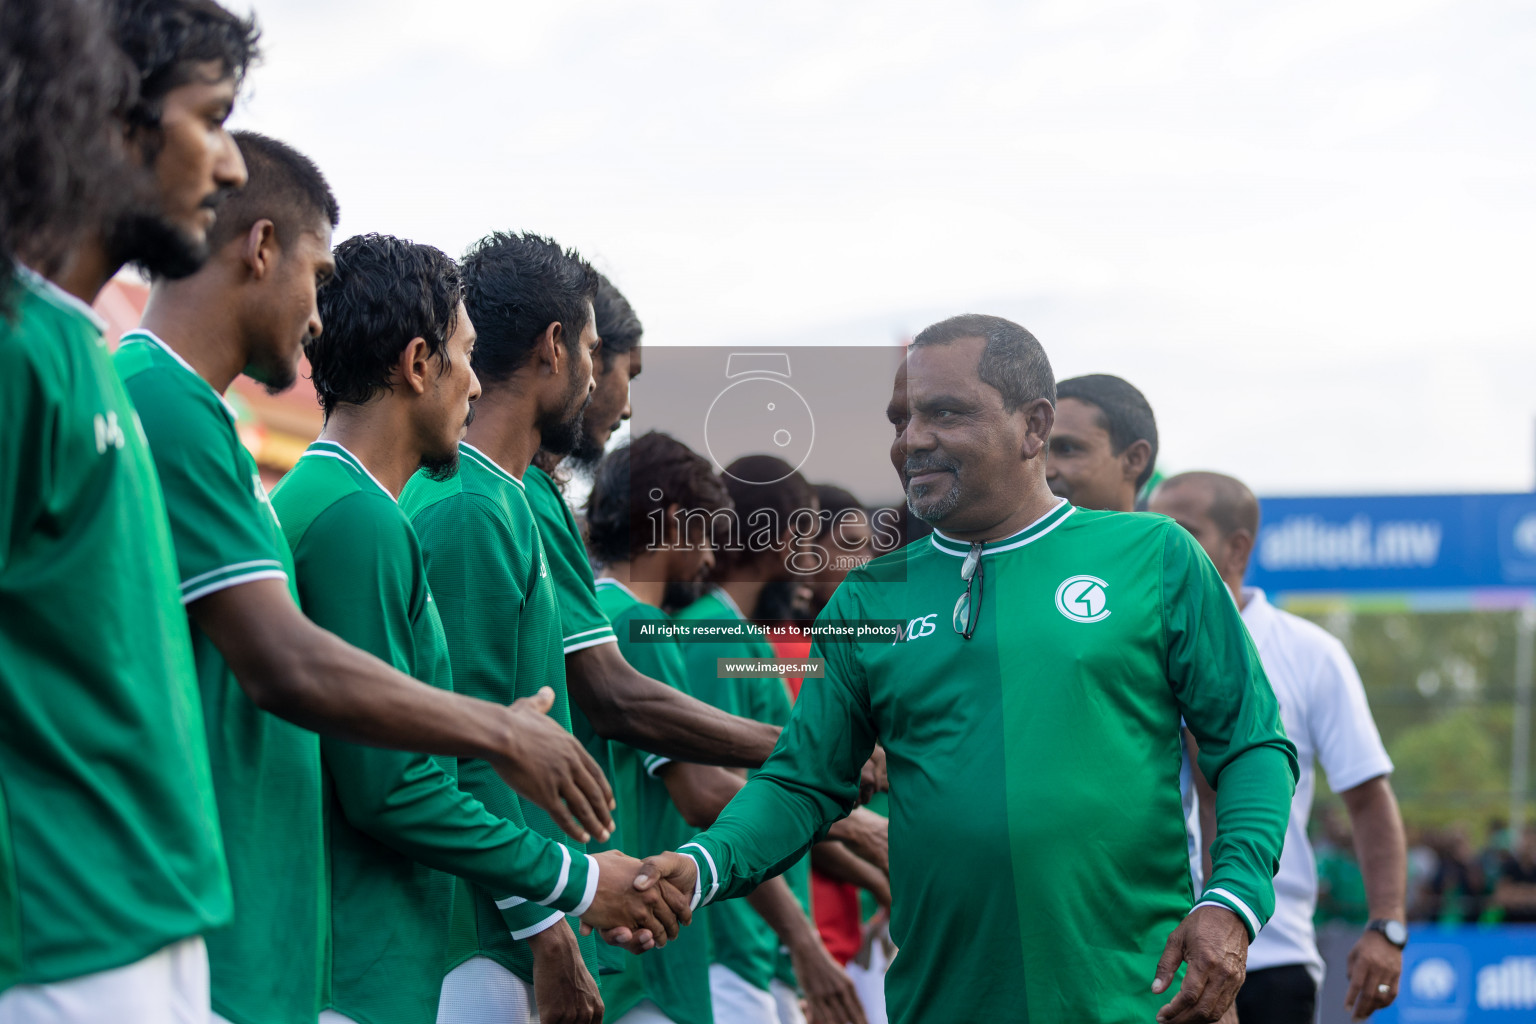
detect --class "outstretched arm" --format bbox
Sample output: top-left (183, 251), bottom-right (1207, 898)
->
top-left (639, 630), bottom-right (877, 910)
top-left (193, 579), bottom-right (614, 843)
top-left (568, 642), bottom-right (782, 767)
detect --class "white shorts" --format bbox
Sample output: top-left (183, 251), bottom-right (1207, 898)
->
top-left (0, 936), bottom-right (208, 1024)
top-left (611, 999), bottom-right (679, 1024)
top-left (437, 956), bottom-right (537, 1024)
top-left (709, 963), bottom-right (778, 1024)
top-left (770, 977), bottom-right (807, 1024)
top-left (847, 940), bottom-right (892, 1024)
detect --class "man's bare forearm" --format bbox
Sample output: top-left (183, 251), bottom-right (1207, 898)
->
top-left (659, 762), bottom-right (746, 829)
top-left (1342, 776), bottom-right (1408, 920)
top-left (272, 626), bottom-right (517, 758)
top-left (567, 643), bottom-right (780, 766)
top-left (745, 875), bottom-right (819, 952)
top-left (811, 841), bottom-right (890, 907)
top-left (194, 579), bottom-right (512, 760)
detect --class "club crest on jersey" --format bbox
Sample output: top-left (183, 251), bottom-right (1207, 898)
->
top-left (1055, 575), bottom-right (1110, 623)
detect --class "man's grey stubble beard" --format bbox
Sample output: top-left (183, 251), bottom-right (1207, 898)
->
top-left (906, 476), bottom-right (962, 524)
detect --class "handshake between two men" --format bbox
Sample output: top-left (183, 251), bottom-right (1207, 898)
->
top-left (573, 851), bottom-right (738, 952)
top-left (575, 850), bottom-right (695, 951)
top-left (568, 749), bottom-right (894, 952)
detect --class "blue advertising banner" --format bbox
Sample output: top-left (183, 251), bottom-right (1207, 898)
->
top-left (1377, 926), bottom-right (1536, 1023)
top-left (1245, 493), bottom-right (1536, 600)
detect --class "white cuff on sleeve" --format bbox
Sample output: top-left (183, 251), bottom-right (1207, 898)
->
top-left (569, 854), bottom-right (599, 917)
top-left (679, 842), bottom-right (719, 909)
top-left (508, 908), bottom-right (565, 941)
top-left (535, 845), bottom-right (574, 907)
top-left (1196, 887), bottom-right (1262, 938)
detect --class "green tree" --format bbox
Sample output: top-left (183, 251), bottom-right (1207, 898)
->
top-left (1288, 607), bottom-right (1532, 836)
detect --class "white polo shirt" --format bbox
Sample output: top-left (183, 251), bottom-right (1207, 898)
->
top-left (1241, 588), bottom-right (1394, 983)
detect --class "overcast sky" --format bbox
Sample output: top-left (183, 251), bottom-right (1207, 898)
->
top-left (228, 0), bottom-right (1536, 496)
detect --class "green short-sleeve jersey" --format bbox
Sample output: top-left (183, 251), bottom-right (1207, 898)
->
top-left (115, 330), bottom-right (324, 1024)
top-left (524, 466), bottom-right (617, 656)
top-left (681, 503), bottom-right (1299, 1024)
top-left (0, 272), bottom-right (229, 993)
top-left (593, 579), bottom-right (715, 1024)
top-left (402, 444), bottom-right (597, 984)
top-left (273, 442), bottom-right (595, 1024)
top-left (675, 589), bottom-right (810, 994)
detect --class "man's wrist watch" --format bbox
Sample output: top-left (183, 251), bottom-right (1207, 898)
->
top-left (1366, 918), bottom-right (1408, 948)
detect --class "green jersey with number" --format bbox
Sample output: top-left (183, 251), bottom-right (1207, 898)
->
top-left (0, 273), bottom-right (229, 993)
top-left (116, 330), bottom-right (324, 1024)
top-left (675, 589), bottom-right (811, 994)
top-left (680, 502), bottom-right (1298, 1024)
top-left (593, 578), bottom-right (716, 1024)
top-left (402, 444), bottom-right (597, 983)
top-left (273, 441), bottom-right (596, 1024)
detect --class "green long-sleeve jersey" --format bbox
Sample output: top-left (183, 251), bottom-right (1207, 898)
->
top-left (272, 441), bottom-right (597, 1024)
top-left (679, 502), bottom-right (1298, 1024)
top-left (674, 588), bottom-right (811, 994)
top-left (402, 443), bottom-right (598, 984)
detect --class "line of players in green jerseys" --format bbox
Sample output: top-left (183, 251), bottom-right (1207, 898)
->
top-left (2, 2), bottom-right (1300, 1023)
top-left (2, 1), bottom-right (878, 1023)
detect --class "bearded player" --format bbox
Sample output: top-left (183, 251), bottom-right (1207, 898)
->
top-left (1, 1), bottom-right (235, 1019)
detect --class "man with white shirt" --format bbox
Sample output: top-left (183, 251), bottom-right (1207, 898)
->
top-left (1150, 471), bottom-right (1408, 1023)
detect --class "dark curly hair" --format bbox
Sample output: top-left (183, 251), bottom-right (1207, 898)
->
top-left (587, 432), bottom-right (733, 566)
top-left (311, 234), bottom-right (463, 418)
top-left (714, 455), bottom-right (816, 576)
top-left (593, 273), bottom-right (643, 374)
top-left (0, 0), bottom-right (135, 306)
top-left (459, 231), bottom-right (598, 386)
top-left (110, 0), bottom-right (260, 134)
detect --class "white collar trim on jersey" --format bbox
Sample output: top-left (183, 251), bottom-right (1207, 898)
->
top-left (119, 327), bottom-right (240, 422)
top-left (929, 498), bottom-right (1074, 559)
top-left (301, 440), bottom-right (396, 503)
top-left (594, 576), bottom-right (641, 601)
top-left (710, 585), bottom-right (747, 620)
top-left (460, 442), bottom-right (525, 489)
top-left (16, 265), bottom-right (108, 333)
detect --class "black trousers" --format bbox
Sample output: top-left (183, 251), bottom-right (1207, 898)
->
top-left (1235, 964), bottom-right (1317, 1024)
